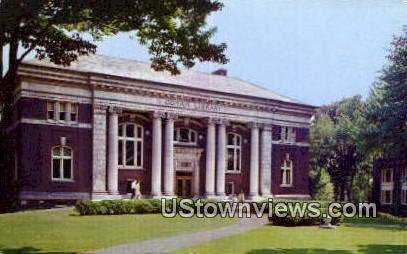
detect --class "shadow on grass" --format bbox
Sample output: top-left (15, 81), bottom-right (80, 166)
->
top-left (0, 246), bottom-right (74, 254)
top-left (246, 248), bottom-right (352, 253)
top-left (357, 244), bottom-right (407, 254)
top-left (343, 217), bottom-right (407, 231)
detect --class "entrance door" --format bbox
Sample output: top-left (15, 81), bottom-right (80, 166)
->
top-left (176, 176), bottom-right (193, 198)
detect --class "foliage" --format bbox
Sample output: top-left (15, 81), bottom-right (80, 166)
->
top-left (309, 115), bottom-right (335, 201)
top-left (75, 199), bottom-right (162, 215)
top-left (310, 96), bottom-right (372, 202)
top-left (0, 0), bottom-right (228, 206)
top-left (364, 29), bottom-right (407, 161)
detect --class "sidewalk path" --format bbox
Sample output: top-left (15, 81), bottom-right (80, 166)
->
top-left (91, 216), bottom-right (269, 254)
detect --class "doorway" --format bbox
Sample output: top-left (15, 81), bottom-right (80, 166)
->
top-left (176, 175), bottom-right (193, 198)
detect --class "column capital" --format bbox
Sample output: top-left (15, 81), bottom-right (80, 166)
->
top-left (261, 123), bottom-right (273, 131)
top-left (152, 111), bottom-right (166, 119)
top-left (165, 112), bottom-right (178, 120)
top-left (247, 122), bottom-right (260, 129)
top-left (205, 117), bottom-right (217, 125)
top-left (108, 106), bottom-right (122, 114)
top-left (93, 104), bottom-right (108, 114)
top-left (214, 118), bottom-right (230, 125)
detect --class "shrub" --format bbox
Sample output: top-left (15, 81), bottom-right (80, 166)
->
top-left (268, 206), bottom-right (343, 227)
top-left (75, 199), bottom-right (163, 215)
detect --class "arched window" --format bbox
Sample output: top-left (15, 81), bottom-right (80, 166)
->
top-left (174, 128), bottom-right (197, 145)
top-left (52, 146), bottom-right (73, 181)
top-left (226, 133), bottom-right (241, 172)
top-left (281, 153), bottom-right (293, 186)
top-left (118, 123), bottom-right (144, 168)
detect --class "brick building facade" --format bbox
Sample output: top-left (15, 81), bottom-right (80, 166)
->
top-left (8, 55), bottom-right (315, 205)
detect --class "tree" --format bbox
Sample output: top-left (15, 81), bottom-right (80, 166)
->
top-left (0, 0), bottom-right (228, 211)
top-left (364, 29), bottom-right (407, 214)
top-left (309, 115), bottom-right (335, 200)
top-left (311, 96), bottom-right (369, 202)
top-left (0, 0), bottom-right (228, 111)
top-left (365, 29), bottom-right (407, 162)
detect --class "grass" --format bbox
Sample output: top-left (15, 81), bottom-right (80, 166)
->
top-left (0, 208), bottom-right (237, 253)
top-left (172, 217), bottom-right (407, 254)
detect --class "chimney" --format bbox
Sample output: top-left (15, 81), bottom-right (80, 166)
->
top-left (211, 68), bottom-right (227, 76)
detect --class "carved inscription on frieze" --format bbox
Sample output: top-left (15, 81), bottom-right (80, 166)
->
top-left (163, 97), bottom-right (222, 113)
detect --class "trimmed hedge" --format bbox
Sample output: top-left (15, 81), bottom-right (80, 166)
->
top-left (268, 206), bottom-right (343, 226)
top-left (75, 200), bottom-right (162, 215)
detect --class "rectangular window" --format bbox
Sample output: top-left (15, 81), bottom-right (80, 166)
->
top-left (402, 168), bottom-right (407, 183)
top-left (59, 102), bottom-right (66, 121)
top-left (52, 159), bottom-right (61, 179)
top-left (47, 102), bottom-right (55, 120)
top-left (126, 141), bottom-right (135, 166)
top-left (402, 190), bottom-right (407, 205)
top-left (70, 103), bottom-right (78, 122)
top-left (282, 127), bottom-right (296, 143)
top-left (381, 190), bottom-right (393, 204)
top-left (63, 159), bottom-right (72, 179)
top-left (227, 148), bottom-right (234, 171)
top-left (381, 169), bottom-right (393, 184)
top-left (118, 140), bottom-right (123, 165)
top-left (136, 141), bottom-right (142, 167)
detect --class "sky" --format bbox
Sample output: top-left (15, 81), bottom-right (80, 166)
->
top-left (94, 0), bottom-right (407, 106)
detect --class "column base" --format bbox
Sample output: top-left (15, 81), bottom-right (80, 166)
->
top-left (151, 194), bottom-right (164, 199)
top-left (248, 194), bottom-right (262, 202)
top-left (91, 192), bottom-right (122, 201)
top-left (214, 194), bottom-right (229, 201)
top-left (260, 194), bottom-right (274, 201)
top-left (204, 193), bottom-right (217, 199)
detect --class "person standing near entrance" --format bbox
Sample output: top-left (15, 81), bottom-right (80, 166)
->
top-left (131, 179), bottom-right (137, 199)
top-left (134, 180), bottom-right (142, 199)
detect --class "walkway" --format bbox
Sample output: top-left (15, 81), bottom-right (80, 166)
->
top-left (92, 216), bottom-right (269, 254)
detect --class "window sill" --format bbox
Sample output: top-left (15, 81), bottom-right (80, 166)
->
top-left (226, 170), bottom-right (241, 174)
top-left (280, 184), bottom-right (294, 188)
top-left (52, 179), bottom-right (74, 183)
top-left (119, 167), bottom-right (145, 170)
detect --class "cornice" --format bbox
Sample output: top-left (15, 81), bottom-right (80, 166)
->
top-left (17, 63), bottom-right (316, 120)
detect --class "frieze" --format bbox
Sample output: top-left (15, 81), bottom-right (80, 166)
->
top-left (162, 97), bottom-right (223, 113)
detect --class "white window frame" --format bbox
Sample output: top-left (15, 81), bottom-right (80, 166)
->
top-left (174, 128), bottom-right (198, 145)
top-left (47, 101), bottom-right (78, 123)
top-left (47, 101), bottom-right (56, 120)
top-left (281, 126), bottom-right (296, 143)
top-left (51, 145), bottom-right (73, 181)
top-left (381, 168), bottom-right (393, 184)
top-left (380, 188), bottom-right (393, 205)
top-left (401, 188), bottom-right (407, 205)
top-left (226, 133), bottom-right (242, 173)
top-left (280, 153), bottom-right (293, 187)
top-left (118, 123), bottom-right (144, 169)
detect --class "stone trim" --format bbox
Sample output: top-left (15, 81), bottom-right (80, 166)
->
top-left (273, 194), bottom-right (312, 200)
top-left (20, 191), bottom-right (91, 200)
top-left (17, 118), bottom-right (92, 129)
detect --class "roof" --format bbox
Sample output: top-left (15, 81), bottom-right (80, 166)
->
top-left (24, 54), bottom-right (305, 104)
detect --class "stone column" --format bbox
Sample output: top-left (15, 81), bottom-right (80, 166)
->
top-left (107, 106), bottom-right (121, 195)
top-left (151, 111), bottom-right (164, 198)
top-left (163, 113), bottom-right (176, 196)
top-left (92, 104), bottom-right (108, 199)
top-left (216, 119), bottom-right (227, 198)
top-left (205, 118), bottom-right (216, 198)
top-left (260, 124), bottom-right (272, 198)
top-left (249, 122), bottom-right (260, 200)
top-left (194, 157), bottom-right (201, 197)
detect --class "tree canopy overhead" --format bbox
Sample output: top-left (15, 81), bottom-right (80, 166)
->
top-left (0, 0), bottom-right (228, 102)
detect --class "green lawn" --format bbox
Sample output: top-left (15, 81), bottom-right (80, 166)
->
top-left (0, 208), bottom-right (236, 253)
top-left (172, 217), bottom-right (407, 254)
